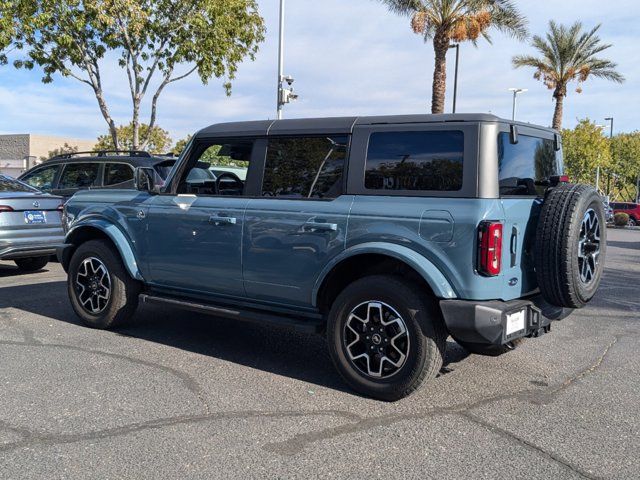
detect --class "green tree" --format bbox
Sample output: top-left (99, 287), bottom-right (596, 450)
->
top-left (172, 135), bottom-right (192, 156)
top-left (513, 21), bottom-right (624, 130)
top-left (610, 132), bottom-right (640, 200)
top-left (2, 0), bottom-right (265, 149)
top-left (561, 119), bottom-right (611, 185)
top-left (95, 123), bottom-right (172, 154)
top-left (40, 142), bottom-right (78, 161)
top-left (377, 0), bottom-right (527, 114)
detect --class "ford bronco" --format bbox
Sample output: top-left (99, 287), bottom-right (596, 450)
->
top-left (58, 114), bottom-right (606, 401)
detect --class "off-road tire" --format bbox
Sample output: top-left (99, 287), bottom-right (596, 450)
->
top-left (327, 275), bottom-right (447, 401)
top-left (535, 183), bottom-right (606, 309)
top-left (456, 337), bottom-right (524, 357)
top-left (14, 256), bottom-right (49, 272)
top-left (68, 240), bottom-right (140, 329)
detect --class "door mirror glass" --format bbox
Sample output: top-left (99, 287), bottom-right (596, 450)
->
top-left (134, 167), bottom-right (157, 192)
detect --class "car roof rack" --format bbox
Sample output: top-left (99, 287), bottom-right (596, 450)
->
top-left (51, 150), bottom-right (152, 160)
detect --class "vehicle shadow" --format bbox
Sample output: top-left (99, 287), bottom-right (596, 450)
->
top-left (0, 279), bottom-right (467, 394)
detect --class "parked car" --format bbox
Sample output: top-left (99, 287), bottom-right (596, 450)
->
top-left (0, 174), bottom-right (64, 271)
top-left (18, 150), bottom-right (175, 199)
top-left (57, 114), bottom-right (606, 400)
top-left (610, 202), bottom-right (639, 226)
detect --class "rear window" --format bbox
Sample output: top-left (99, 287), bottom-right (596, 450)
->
top-left (0, 175), bottom-right (38, 193)
top-left (498, 133), bottom-right (560, 196)
top-left (364, 131), bottom-right (464, 192)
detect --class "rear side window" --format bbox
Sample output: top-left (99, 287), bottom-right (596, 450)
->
top-left (59, 163), bottom-right (100, 189)
top-left (498, 133), bottom-right (559, 196)
top-left (104, 163), bottom-right (134, 187)
top-left (262, 136), bottom-right (348, 199)
top-left (365, 131), bottom-right (464, 191)
top-left (20, 164), bottom-right (60, 192)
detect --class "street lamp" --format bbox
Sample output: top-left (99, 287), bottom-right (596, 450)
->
top-left (604, 117), bottom-right (614, 138)
top-left (449, 44), bottom-right (460, 114)
top-left (276, 0), bottom-right (298, 119)
top-left (509, 88), bottom-right (527, 121)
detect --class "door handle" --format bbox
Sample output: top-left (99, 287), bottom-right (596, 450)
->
top-left (510, 226), bottom-right (518, 267)
top-left (209, 215), bottom-right (237, 226)
top-left (303, 221), bottom-right (338, 233)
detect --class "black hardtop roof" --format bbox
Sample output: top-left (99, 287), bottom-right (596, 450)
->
top-left (197, 114), bottom-right (556, 138)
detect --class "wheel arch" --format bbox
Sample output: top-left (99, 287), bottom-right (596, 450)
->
top-left (61, 220), bottom-right (144, 281)
top-left (313, 242), bottom-right (457, 312)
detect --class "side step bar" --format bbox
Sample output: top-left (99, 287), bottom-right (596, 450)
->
top-left (139, 294), bottom-right (324, 334)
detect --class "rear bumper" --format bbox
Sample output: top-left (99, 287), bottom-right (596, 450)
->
top-left (440, 295), bottom-right (571, 346)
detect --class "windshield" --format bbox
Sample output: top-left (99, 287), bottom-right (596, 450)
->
top-left (0, 174), bottom-right (40, 193)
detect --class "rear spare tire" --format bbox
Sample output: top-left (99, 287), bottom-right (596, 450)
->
top-left (535, 184), bottom-right (606, 308)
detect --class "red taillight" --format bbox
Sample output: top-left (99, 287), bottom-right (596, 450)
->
top-left (0, 205), bottom-right (14, 213)
top-left (478, 221), bottom-right (503, 276)
top-left (559, 175), bottom-right (570, 183)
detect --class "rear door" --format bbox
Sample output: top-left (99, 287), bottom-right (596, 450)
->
top-left (496, 126), bottom-right (561, 298)
top-left (242, 135), bottom-right (352, 307)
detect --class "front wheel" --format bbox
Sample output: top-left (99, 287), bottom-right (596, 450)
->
top-left (68, 240), bottom-right (140, 329)
top-left (14, 256), bottom-right (49, 272)
top-left (629, 217), bottom-right (637, 227)
top-left (327, 275), bottom-right (446, 401)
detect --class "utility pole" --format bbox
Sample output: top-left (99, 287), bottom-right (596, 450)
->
top-left (449, 44), bottom-right (460, 114)
top-left (509, 88), bottom-right (527, 121)
top-left (276, 0), bottom-right (297, 119)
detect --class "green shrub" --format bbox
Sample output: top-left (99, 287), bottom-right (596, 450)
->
top-left (614, 212), bottom-right (630, 227)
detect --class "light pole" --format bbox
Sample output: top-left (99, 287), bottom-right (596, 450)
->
top-left (276, 0), bottom-right (297, 119)
top-left (509, 88), bottom-right (527, 121)
top-left (449, 44), bottom-right (460, 114)
top-left (604, 117), bottom-right (614, 138)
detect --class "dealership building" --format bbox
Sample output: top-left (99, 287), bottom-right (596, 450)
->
top-left (0, 134), bottom-right (95, 178)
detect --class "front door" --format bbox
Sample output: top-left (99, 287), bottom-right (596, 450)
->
top-left (142, 137), bottom-right (257, 298)
top-left (242, 135), bottom-right (352, 307)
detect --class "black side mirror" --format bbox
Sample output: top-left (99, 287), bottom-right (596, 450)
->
top-left (134, 167), bottom-right (156, 192)
top-left (509, 125), bottom-right (519, 145)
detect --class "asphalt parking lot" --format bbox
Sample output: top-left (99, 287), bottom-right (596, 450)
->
top-left (1, 228), bottom-right (638, 479)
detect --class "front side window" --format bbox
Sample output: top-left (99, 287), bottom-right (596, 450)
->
top-left (262, 136), bottom-right (348, 199)
top-left (104, 163), bottom-right (134, 187)
top-left (20, 164), bottom-right (60, 192)
top-left (365, 131), bottom-right (464, 192)
top-left (59, 163), bottom-right (100, 189)
top-left (178, 139), bottom-right (254, 196)
top-left (498, 133), bottom-right (560, 196)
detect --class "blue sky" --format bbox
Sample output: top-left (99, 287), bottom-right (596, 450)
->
top-left (0, 0), bottom-right (638, 144)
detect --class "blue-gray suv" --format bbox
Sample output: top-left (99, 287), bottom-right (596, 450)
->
top-left (58, 114), bottom-right (606, 400)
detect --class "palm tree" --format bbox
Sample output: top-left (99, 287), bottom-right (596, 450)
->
top-left (513, 21), bottom-right (624, 130)
top-left (378, 0), bottom-right (527, 114)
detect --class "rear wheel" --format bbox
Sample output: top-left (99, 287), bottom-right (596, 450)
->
top-left (14, 256), bottom-right (49, 272)
top-left (327, 275), bottom-right (446, 401)
top-left (629, 217), bottom-right (637, 227)
top-left (68, 240), bottom-right (140, 329)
